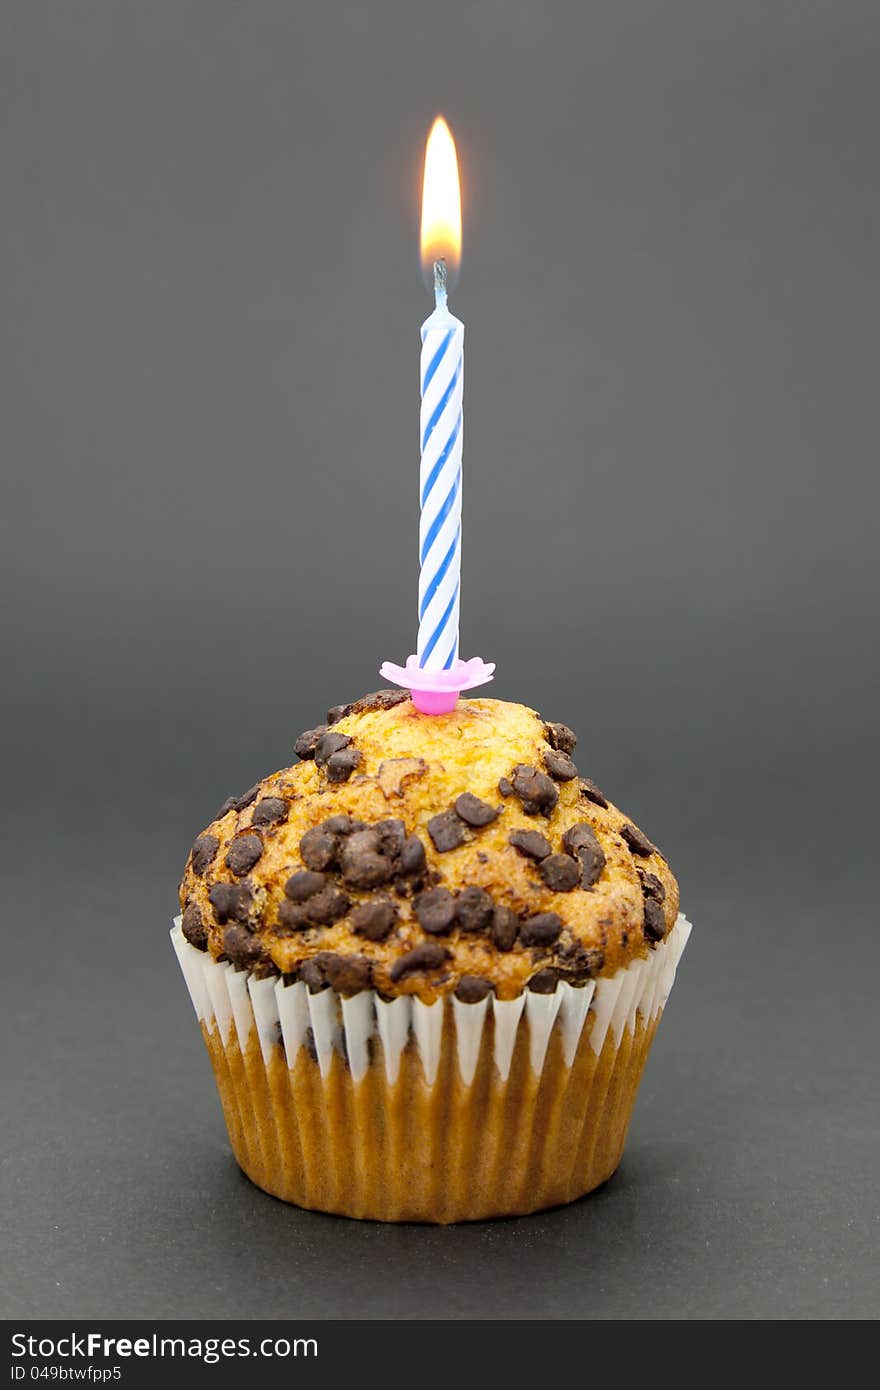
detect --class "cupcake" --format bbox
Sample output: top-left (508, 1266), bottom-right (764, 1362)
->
top-left (172, 690), bottom-right (690, 1223)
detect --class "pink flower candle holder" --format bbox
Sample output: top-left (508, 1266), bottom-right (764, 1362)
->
top-left (379, 655), bottom-right (495, 714)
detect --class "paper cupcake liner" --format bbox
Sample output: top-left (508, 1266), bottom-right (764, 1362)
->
top-left (171, 915), bottom-right (691, 1222)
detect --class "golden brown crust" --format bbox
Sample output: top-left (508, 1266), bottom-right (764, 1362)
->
top-left (179, 697), bottom-right (679, 1002)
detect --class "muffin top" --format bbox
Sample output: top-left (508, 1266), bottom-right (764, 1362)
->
top-left (178, 692), bottom-right (679, 1003)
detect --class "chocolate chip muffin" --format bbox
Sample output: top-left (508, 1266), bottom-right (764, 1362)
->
top-left (172, 692), bottom-right (691, 1222)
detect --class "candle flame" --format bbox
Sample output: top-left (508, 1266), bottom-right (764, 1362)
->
top-left (420, 116), bottom-right (461, 278)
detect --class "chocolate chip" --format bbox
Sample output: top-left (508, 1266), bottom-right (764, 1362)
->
top-left (222, 924), bottom-right (265, 968)
top-left (299, 959), bottom-right (327, 993)
top-left (577, 848), bottom-right (605, 888)
top-left (397, 834), bottom-right (426, 877)
top-left (294, 726), bottom-right (328, 760)
top-left (427, 809), bottom-right (468, 852)
top-left (527, 967), bottom-right (560, 994)
top-left (539, 853), bottom-right (581, 892)
top-left (340, 829), bottom-right (393, 888)
top-left (234, 785), bottom-right (260, 811)
top-left (351, 898), bottom-right (398, 941)
top-left (375, 819), bottom-right (406, 857)
top-left (414, 886), bottom-right (457, 933)
top-left (300, 827), bottom-right (340, 872)
top-left (251, 797), bottom-right (287, 827)
top-left (209, 882), bottom-right (252, 925)
top-left (455, 975), bottom-right (494, 1003)
top-left (579, 777), bottom-right (608, 809)
top-left (562, 823), bottom-right (606, 887)
top-left (510, 765), bottom-right (559, 816)
top-left (621, 822), bottom-right (655, 858)
top-left (562, 823), bottom-right (597, 854)
top-left (544, 749), bottom-right (578, 782)
top-left (284, 869), bottom-right (327, 901)
top-left (301, 952), bottom-right (373, 996)
top-left (225, 833), bottom-right (263, 877)
top-left (323, 814), bottom-right (355, 835)
top-left (325, 953), bottom-right (373, 995)
top-left (341, 825), bottom-right (377, 854)
top-left (251, 963), bottom-right (278, 983)
top-left (454, 793), bottom-right (499, 827)
top-left (326, 703), bottom-right (350, 725)
top-left (343, 689), bottom-right (409, 718)
top-left (509, 829), bottom-right (553, 861)
top-left (556, 940), bottom-right (605, 982)
top-left (638, 869), bottom-right (666, 903)
top-left (643, 898), bottom-right (666, 943)
top-left (455, 886), bottom-right (494, 932)
top-left (326, 748), bottom-right (362, 783)
top-left (519, 912), bottom-right (563, 947)
top-left (276, 899), bottom-right (310, 932)
top-left (490, 906), bottom-right (519, 951)
top-left (544, 722), bottom-right (577, 755)
top-left (315, 731), bottom-right (352, 765)
top-left (305, 885), bottom-right (350, 925)
top-left (341, 853), bottom-right (392, 890)
top-left (191, 834), bottom-right (219, 876)
top-left (498, 777), bottom-right (514, 797)
top-left (216, 797), bottom-right (238, 817)
top-left (389, 942), bottom-right (450, 981)
top-left (181, 902), bottom-right (208, 950)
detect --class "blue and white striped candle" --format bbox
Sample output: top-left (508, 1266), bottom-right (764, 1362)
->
top-left (418, 269), bottom-right (463, 671)
top-left (379, 115), bottom-right (494, 714)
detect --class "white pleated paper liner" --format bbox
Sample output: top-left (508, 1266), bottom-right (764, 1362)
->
top-left (171, 913), bottom-right (691, 1086)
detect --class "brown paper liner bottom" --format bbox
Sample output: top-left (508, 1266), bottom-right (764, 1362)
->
top-left (200, 999), bottom-right (664, 1224)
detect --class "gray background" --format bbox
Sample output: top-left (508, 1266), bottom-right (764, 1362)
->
top-left (2, 0), bottom-right (878, 1320)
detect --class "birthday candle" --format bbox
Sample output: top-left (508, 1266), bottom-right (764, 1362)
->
top-left (379, 116), bottom-right (494, 714)
top-left (417, 117), bottom-right (463, 671)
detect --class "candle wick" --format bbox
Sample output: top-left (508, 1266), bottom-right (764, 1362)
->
top-left (433, 258), bottom-right (448, 308)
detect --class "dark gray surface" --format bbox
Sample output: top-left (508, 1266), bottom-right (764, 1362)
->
top-left (1, 0), bottom-right (877, 1320)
